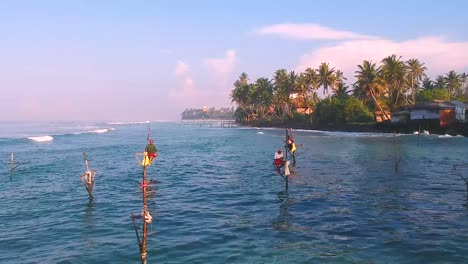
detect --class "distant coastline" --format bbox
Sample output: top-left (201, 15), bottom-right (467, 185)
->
top-left (178, 118), bottom-right (467, 136)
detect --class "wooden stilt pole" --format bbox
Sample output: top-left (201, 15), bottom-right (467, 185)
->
top-left (10, 153), bottom-right (14, 175)
top-left (285, 129), bottom-right (289, 188)
top-left (454, 165), bottom-right (468, 200)
top-left (394, 131), bottom-right (401, 172)
top-left (417, 123), bottom-right (421, 146)
top-left (132, 123), bottom-right (154, 264)
top-left (80, 152), bottom-right (96, 200)
top-left (141, 165), bottom-right (148, 264)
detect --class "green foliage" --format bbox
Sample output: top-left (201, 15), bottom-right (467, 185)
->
top-left (313, 97), bottom-right (372, 124)
top-left (181, 107), bottom-right (235, 120)
top-left (313, 98), bottom-right (345, 124)
top-left (229, 56), bottom-right (467, 127)
top-left (343, 97), bottom-right (374, 123)
top-left (416, 88), bottom-right (450, 102)
top-left (292, 112), bottom-right (311, 124)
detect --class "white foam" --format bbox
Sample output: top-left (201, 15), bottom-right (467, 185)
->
top-left (107, 121), bottom-right (150, 125)
top-left (438, 134), bottom-right (452, 138)
top-left (28, 135), bottom-right (54, 142)
top-left (257, 132), bottom-right (264, 134)
top-left (89, 128), bottom-right (114, 134)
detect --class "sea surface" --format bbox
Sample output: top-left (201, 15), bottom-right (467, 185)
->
top-left (0, 121), bottom-right (467, 264)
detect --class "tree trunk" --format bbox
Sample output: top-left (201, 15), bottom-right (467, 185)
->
top-left (371, 90), bottom-right (391, 121)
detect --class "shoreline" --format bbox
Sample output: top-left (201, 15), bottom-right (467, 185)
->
top-left (239, 120), bottom-right (468, 137)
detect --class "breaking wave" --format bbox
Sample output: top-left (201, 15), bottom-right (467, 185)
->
top-left (27, 136), bottom-right (54, 142)
top-left (107, 121), bottom-right (150, 125)
top-left (89, 128), bottom-right (115, 134)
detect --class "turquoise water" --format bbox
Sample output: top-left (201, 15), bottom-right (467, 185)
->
top-left (0, 121), bottom-right (467, 264)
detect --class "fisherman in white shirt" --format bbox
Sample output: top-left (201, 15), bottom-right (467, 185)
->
top-left (274, 149), bottom-right (285, 170)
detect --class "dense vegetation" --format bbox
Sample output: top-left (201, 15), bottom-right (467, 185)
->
top-left (230, 55), bottom-right (468, 126)
top-left (181, 107), bottom-right (235, 120)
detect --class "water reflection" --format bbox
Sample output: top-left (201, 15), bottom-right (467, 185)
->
top-left (272, 189), bottom-right (293, 231)
top-left (83, 200), bottom-right (95, 249)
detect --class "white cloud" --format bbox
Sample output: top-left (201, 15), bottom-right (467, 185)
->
top-left (255, 23), bottom-right (373, 40)
top-left (175, 60), bottom-right (189, 76)
top-left (169, 77), bottom-right (195, 97)
top-left (204, 49), bottom-right (236, 77)
top-left (296, 36), bottom-right (468, 82)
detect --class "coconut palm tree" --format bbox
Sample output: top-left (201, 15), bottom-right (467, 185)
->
top-left (445, 70), bottom-right (461, 100)
top-left (332, 82), bottom-right (351, 99)
top-left (380, 55), bottom-right (408, 109)
top-left (406, 58), bottom-right (427, 104)
top-left (304, 67), bottom-right (319, 105)
top-left (295, 73), bottom-right (308, 100)
top-left (354, 60), bottom-right (390, 120)
top-left (434, 75), bottom-right (446, 89)
top-left (254, 77), bottom-right (273, 118)
top-left (460, 72), bottom-right (468, 97)
top-left (317, 62), bottom-right (336, 101)
top-left (231, 73), bottom-right (255, 121)
top-left (332, 70), bottom-right (347, 98)
top-left (273, 69), bottom-right (296, 119)
top-left (422, 76), bottom-right (435, 90)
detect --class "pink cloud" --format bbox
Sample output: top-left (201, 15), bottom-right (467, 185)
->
top-left (296, 36), bottom-right (468, 81)
top-left (175, 60), bottom-right (189, 76)
top-left (204, 49), bottom-right (236, 77)
top-left (256, 23), bottom-right (373, 40)
top-left (169, 77), bottom-right (195, 97)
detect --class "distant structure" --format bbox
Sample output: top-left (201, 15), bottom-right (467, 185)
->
top-left (391, 100), bottom-right (468, 126)
top-left (202, 106), bottom-right (208, 113)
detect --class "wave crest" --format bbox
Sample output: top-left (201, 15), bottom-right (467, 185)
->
top-left (28, 136), bottom-right (54, 142)
top-left (107, 121), bottom-right (150, 125)
top-left (90, 128), bottom-right (114, 134)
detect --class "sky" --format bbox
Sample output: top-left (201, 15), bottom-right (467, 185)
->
top-left (1, 0), bottom-right (467, 121)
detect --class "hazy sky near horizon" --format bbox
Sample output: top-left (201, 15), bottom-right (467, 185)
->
top-left (1, 0), bottom-right (468, 121)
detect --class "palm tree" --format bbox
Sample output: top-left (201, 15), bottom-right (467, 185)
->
top-left (332, 70), bottom-right (347, 97)
top-left (434, 75), bottom-right (446, 89)
top-left (332, 82), bottom-right (351, 99)
top-left (254, 77), bottom-right (273, 118)
top-left (354, 60), bottom-right (390, 120)
top-left (445, 70), bottom-right (461, 100)
top-left (273, 69), bottom-right (296, 119)
top-left (295, 73), bottom-right (308, 100)
top-left (231, 73), bottom-right (255, 121)
top-left (460, 72), bottom-right (468, 97)
top-left (422, 76), bottom-right (434, 90)
top-left (380, 55), bottom-right (408, 109)
top-left (317, 62), bottom-right (336, 101)
top-left (304, 67), bottom-right (320, 106)
top-left (406, 58), bottom-right (427, 104)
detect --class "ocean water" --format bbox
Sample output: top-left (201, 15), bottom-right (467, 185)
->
top-left (0, 121), bottom-right (467, 264)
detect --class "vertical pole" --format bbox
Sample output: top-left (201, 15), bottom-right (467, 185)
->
top-left (284, 129), bottom-right (288, 161)
top-left (285, 129), bottom-right (289, 188)
top-left (10, 153), bottom-right (14, 174)
top-left (417, 123), bottom-right (421, 146)
top-left (394, 131), bottom-right (399, 172)
top-left (141, 166), bottom-right (148, 264)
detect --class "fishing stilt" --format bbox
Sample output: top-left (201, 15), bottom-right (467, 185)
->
top-left (80, 152), bottom-right (96, 200)
top-left (393, 131), bottom-right (401, 172)
top-left (10, 152), bottom-right (22, 178)
top-left (454, 164), bottom-right (468, 200)
top-left (132, 124), bottom-right (156, 264)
